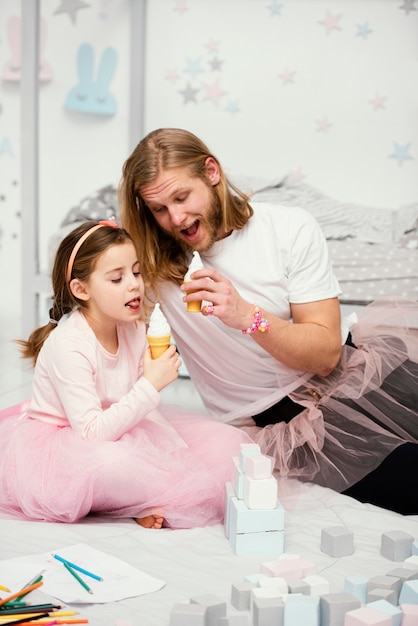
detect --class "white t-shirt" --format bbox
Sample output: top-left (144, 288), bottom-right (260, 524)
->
top-left (158, 203), bottom-right (342, 424)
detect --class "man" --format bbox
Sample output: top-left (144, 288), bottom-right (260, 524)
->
top-left (120, 127), bottom-right (418, 514)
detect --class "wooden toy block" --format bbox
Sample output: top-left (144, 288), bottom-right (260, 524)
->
top-left (243, 453), bottom-right (273, 479)
top-left (252, 595), bottom-right (284, 626)
top-left (321, 526), bottom-right (354, 557)
top-left (366, 588), bottom-right (397, 606)
top-left (243, 474), bottom-right (278, 510)
top-left (398, 579), bottom-right (418, 604)
top-left (239, 443), bottom-right (261, 471)
top-left (284, 594), bottom-right (320, 626)
top-left (344, 606), bottom-right (392, 625)
top-left (344, 576), bottom-right (368, 604)
top-left (232, 457), bottom-right (244, 500)
top-left (399, 604), bottom-right (418, 626)
top-left (231, 581), bottom-right (257, 611)
top-left (288, 579), bottom-right (310, 595)
top-left (224, 482), bottom-right (235, 539)
top-left (304, 574), bottom-right (330, 596)
top-left (258, 575), bottom-right (288, 594)
top-left (169, 602), bottom-right (207, 625)
top-left (218, 616), bottom-right (250, 626)
top-left (367, 576), bottom-right (402, 604)
top-left (190, 593), bottom-right (227, 626)
top-left (229, 528), bottom-right (284, 556)
top-left (228, 496), bottom-right (285, 534)
top-left (380, 531), bottom-right (414, 561)
top-left (366, 600), bottom-right (402, 626)
top-left (386, 568), bottom-right (418, 583)
top-left (320, 592), bottom-right (361, 626)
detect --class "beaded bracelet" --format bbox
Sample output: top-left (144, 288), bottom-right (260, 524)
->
top-left (242, 305), bottom-right (270, 334)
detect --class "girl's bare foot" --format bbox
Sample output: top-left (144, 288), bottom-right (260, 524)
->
top-left (134, 513), bottom-right (164, 529)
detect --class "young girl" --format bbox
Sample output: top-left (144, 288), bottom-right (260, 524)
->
top-left (0, 221), bottom-right (251, 529)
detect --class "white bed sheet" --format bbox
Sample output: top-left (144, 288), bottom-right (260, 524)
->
top-left (1, 480), bottom-right (417, 626)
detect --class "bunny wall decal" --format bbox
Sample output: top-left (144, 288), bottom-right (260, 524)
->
top-left (64, 43), bottom-right (118, 116)
top-left (2, 15), bottom-right (53, 83)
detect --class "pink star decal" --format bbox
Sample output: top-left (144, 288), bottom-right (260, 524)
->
top-left (173, 0), bottom-right (188, 15)
top-left (202, 79), bottom-right (227, 105)
top-left (205, 38), bottom-right (220, 54)
top-left (316, 117), bottom-right (333, 133)
top-left (319, 10), bottom-right (342, 34)
top-left (369, 94), bottom-right (386, 111)
top-left (166, 68), bottom-right (180, 82)
top-left (278, 68), bottom-right (296, 85)
top-left (290, 167), bottom-right (306, 180)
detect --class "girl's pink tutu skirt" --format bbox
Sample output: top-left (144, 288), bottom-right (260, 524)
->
top-left (0, 404), bottom-right (251, 528)
top-left (245, 299), bottom-right (418, 492)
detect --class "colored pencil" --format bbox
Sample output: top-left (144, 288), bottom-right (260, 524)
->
top-left (0, 588), bottom-right (10, 594)
top-left (0, 583), bottom-right (43, 607)
top-left (15, 573), bottom-right (44, 603)
top-left (62, 564), bottom-right (92, 595)
top-left (19, 621), bottom-right (88, 625)
top-left (0, 603), bottom-right (28, 609)
top-left (0, 612), bottom-right (49, 625)
top-left (52, 556), bottom-right (102, 582)
top-left (0, 607), bottom-right (61, 615)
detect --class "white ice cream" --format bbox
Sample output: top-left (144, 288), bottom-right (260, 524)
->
top-left (184, 251), bottom-right (203, 281)
top-left (147, 303), bottom-right (171, 337)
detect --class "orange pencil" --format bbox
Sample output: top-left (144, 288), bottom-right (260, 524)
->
top-left (0, 582), bottom-right (43, 607)
top-left (19, 621), bottom-right (88, 625)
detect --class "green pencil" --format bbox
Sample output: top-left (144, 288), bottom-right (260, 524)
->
top-left (63, 561), bottom-right (93, 595)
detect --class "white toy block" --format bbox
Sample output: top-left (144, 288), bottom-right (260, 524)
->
top-left (252, 595), bottom-right (284, 626)
top-left (279, 553), bottom-right (301, 560)
top-left (344, 576), bottom-right (368, 604)
top-left (366, 600), bottom-right (402, 626)
top-left (224, 482), bottom-right (235, 539)
top-left (344, 606), bottom-right (392, 625)
top-left (284, 594), bottom-right (320, 625)
top-left (245, 573), bottom-right (268, 584)
top-left (218, 616), bottom-right (250, 626)
top-left (239, 443), bottom-right (261, 471)
top-left (399, 604), bottom-right (418, 625)
top-left (232, 457), bottom-right (244, 500)
top-left (258, 576), bottom-right (288, 594)
top-left (320, 593), bottom-right (361, 626)
top-left (288, 579), bottom-right (310, 595)
top-left (386, 568), bottom-right (418, 583)
top-left (412, 541), bottom-right (418, 556)
top-left (321, 526), bottom-right (354, 557)
top-left (252, 586), bottom-right (286, 600)
top-left (169, 602), bottom-right (207, 625)
top-left (190, 594), bottom-right (227, 626)
top-left (366, 588), bottom-right (397, 606)
top-left (231, 580), bottom-right (257, 611)
top-left (398, 579), bottom-right (418, 604)
top-left (367, 576), bottom-right (402, 604)
top-left (243, 474), bottom-right (278, 510)
top-left (243, 453), bottom-right (273, 479)
top-left (228, 496), bottom-right (285, 534)
top-left (230, 528), bottom-right (284, 556)
top-left (381, 531), bottom-right (414, 561)
top-left (403, 556), bottom-right (418, 568)
top-left (304, 574), bottom-right (330, 596)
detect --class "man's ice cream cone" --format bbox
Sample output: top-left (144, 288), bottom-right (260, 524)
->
top-left (184, 251), bottom-right (204, 313)
top-left (147, 334), bottom-right (171, 359)
top-left (183, 286), bottom-right (202, 313)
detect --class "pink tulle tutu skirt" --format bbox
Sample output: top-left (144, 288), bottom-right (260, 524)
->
top-left (244, 299), bottom-right (418, 492)
top-left (0, 405), bottom-right (251, 528)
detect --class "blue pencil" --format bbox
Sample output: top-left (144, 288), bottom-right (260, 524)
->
top-left (52, 554), bottom-right (103, 581)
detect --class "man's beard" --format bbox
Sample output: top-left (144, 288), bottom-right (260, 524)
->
top-left (176, 193), bottom-right (223, 254)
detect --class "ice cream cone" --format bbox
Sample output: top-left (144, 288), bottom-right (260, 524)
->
top-left (183, 284), bottom-right (202, 313)
top-left (147, 334), bottom-right (171, 359)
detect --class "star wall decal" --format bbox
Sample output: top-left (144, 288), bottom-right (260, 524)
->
top-left (388, 142), bottom-right (413, 166)
top-left (54, 0), bottom-right (90, 24)
top-left (184, 57), bottom-right (204, 81)
top-left (166, 68), bottom-right (180, 82)
top-left (319, 10), bottom-right (342, 35)
top-left (173, 0), bottom-right (189, 16)
top-left (399, 0), bottom-right (417, 14)
top-left (226, 100), bottom-right (240, 114)
top-left (205, 39), bottom-right (220, 54)
top-left (369, 94), bottom-right (386, 111)
top-left (202, 79), bottom-right (227, 105)
top-left (316, 117), bottom-right (333, 133)
top-left (356, 22), bottom-right (373, 39)
top-left (209, 57), bottom-right (223, 72)
top-left (179, 83), bottom-right (199, 104)
top-left (278, 68), bottom-right (296, 85)
top-left (267, 1), bottom-right (283, 17)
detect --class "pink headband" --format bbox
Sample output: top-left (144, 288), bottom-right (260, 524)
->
top-left (66, 220), bottom-right (118, 283)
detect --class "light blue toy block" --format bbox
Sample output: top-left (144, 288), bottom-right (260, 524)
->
top-left (229, 528), bottom-right (284, 556)
top-left (412, 541), bottom-right (418, 556)
top-left (399, 579), bottom-right (418, 605)
top-left (245, 573), bottom-right (268, 584)
top-left (229, 496), bottom-right (285, 534)
top-left (381, 531), bottom-right (414, 561)
top-left (367, 600), bottom-right (402, 626)
top-left (367, 576), bottom-right (402, 604)
top-left (321, 526), bottom-right (354, 557)
top-left (344, 575), bottom-right (368, 604)
top-left (231, 580), bottom-right (257, 611)
top-left (284, 594), bottom-right (320, 626)
top-left (225, 482), bottom-right (235, 539)
top-left (218, 616), bottom-right (250, 626)
top-left (320, 592), bottom-right (361, 626)
top-left (190, 594), bottom-right (227, 626)
top-left (239, 443), bottom-right (261, 471)
top-left (252, 595), bottom-right (284, 626)
top-left (169, 602), bottom-right (206, 625)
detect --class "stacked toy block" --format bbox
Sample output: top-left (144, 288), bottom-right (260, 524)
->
top-left (225, 443), bottom-right (285, 556)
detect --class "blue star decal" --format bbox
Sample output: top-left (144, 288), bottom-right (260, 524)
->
top-left (388, 142), bottom-right (413, 166)
top-left (267, 0), bottom-right (282, 16)
top-left (226, 100), bottom-right (240, 114)
top-left (183, 58), bottom-right (204, 81)
top-left (356, 22), bottom-right (373, 39)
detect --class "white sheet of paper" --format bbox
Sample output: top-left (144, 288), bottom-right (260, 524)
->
top-left (0, 543), bottom-right (165, 603)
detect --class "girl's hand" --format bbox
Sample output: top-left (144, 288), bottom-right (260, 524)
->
top-left (142, 345), bottom-right (182, 392)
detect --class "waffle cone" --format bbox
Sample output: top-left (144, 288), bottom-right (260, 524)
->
top-left (147, 334), bottom-right (171, 359)
top-left (183, 284), bottom-right (202, 313)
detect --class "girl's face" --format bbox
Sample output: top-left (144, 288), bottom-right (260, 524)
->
top-left (82, 241), bottom-right (144, 323)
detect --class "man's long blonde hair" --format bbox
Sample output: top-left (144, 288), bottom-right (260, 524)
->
top-left (119, 128), bottom-right (253, 295)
